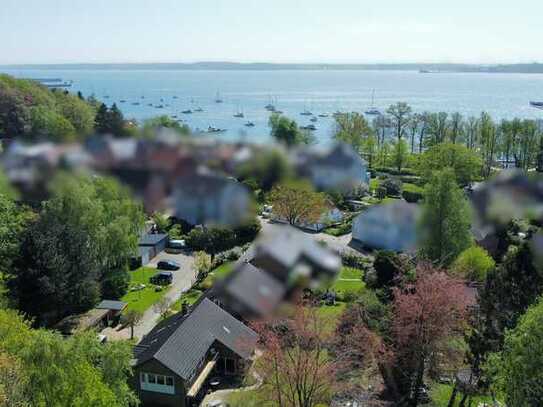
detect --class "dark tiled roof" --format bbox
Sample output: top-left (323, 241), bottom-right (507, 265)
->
top-left (139, 233), bottom-right (168, 246)
top-left (134, 298), bottom-right (257, 381)
top-left (96, 300), bottom-right (127, 311)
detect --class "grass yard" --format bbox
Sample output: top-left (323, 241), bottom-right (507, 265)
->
top-left (121, 267), bottom-right (170, 313)
top-left (171, 288), bottom-right (204, 311)
top-left (331, 267), bottom-right (365, 297)
top-left (316, 301), bottom-right (347, 332)
top-left (430, 383), bottom-right (496, 406)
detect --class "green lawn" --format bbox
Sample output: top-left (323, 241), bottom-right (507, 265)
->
top-left (316, 302), bottom-right (347, 332)
top-left (430, 383), bottom-right (495, 406)
top-left (121, 267), bottom-right (170, 313)
top-left (331, 267), bottom-right (365, 296)
top-left (171, 288), bottom-right (204, 311)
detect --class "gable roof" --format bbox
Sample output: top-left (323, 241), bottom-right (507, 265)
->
top-left (138, 233), bottom-right (168, 246)
top-left (134, 298), bottom-right (257, 381)
top-left (96, 300), bottom-right (127, 312)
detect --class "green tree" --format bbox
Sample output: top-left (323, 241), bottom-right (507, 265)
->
top-left (269, 114), bottom-right (313, 147)
top-left (386, 102), bottom-right (412, 143)
top-left (425, 112), bottom-right (449, 147)
top-left (417, 142), bottom-right (482, 186)
top-left (0, 309), bottom-right (137, 407)
top-left (143, 115), bottom-right (190, 137)
top-left (123, 309), bottom-right (143, 340)
top-left (53, 91), bottom-right (95, 136)
top-left (392, 139), bottom-right (409, 173)
top-left (452, 246), bottom-right (495, 282)
top-left (479, 112), bottom-right (498, 177)
top-left (332, 112), bottom-right (373, 153)
top-left (418, 168), bottom-right (472, 266)
top-left (486, 297), bottom-right (543, 406)
top-left (269, 179), bottom-right (328, 226)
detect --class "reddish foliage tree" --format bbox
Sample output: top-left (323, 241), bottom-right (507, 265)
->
top-left (391, 264), bottom-right (473, 406)
top-left (252, 304), bottom-right (339, 407)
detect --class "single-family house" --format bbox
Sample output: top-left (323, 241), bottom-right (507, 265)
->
top-left (352, 201), bottom-right (420, 252)
top-left (209, 261), bottom-right (286, 320)
top-left (172, 168), bottom-right (251, 227)
top-left (294, 142), bottom-right (370, 196)
top-left (250, 226), bottom-right (341, 288)
top-left (133, 298), bottom-right (257, 407)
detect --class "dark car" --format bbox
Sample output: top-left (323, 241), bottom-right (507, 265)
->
top-left (157, 260), bottom-right (180, 271)
top-left (150, 271), bottom-right (173, 285)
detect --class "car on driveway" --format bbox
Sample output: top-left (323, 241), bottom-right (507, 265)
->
top-left (150, 271), bottom-right (173, 285)
top-left (157, 260), bottom-right (180, 270)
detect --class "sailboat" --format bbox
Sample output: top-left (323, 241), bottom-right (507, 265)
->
top-left (265, 95), bottom-right (276, 111)
top-left (233, 104), bottom-right (244, 118)
top-left (215, 91), bottom-right (223, 103)
top-left (365, 90), bottom-right (381, 115)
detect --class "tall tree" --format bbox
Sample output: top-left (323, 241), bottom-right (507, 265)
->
top-left (269, 114), bottom-right (313, 147)
top-left (391, 265), bottom-right (471, 407)
top-left (392, 139), bottom-right (409, 173)
top-left (417, 142), bottom-right (482, 186)
top-left (269, 180), bottom-right (328, 226)
top-left (465, 116), bottom-right (479, 150)
top-left (418, 168), bottom-right (472, 265)
top-left (486, 297), bottom-right (543, 407)
top-left (386, 102), bottom-right (412, 143)
top-left (407, 114), bottom-right (420, 153)
top-left (479, 112), bottom-right (498, 177)
top-left (332, 112), bottom-right (373, 153)
top-left (253, 304), bottom-right (338, 407)
top-left (425, 112), bottom-right (449, 147)
top-left (448, 112), bottom-right (464, 144)
top-left (373, 114), bottom-right (391, 147)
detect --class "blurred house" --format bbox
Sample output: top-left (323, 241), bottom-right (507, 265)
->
top-left (250, 225), bottom-right (341, 289)
top-left (172, 168), bottom-right (251, 227)
top-left (209, 261), bottom-right (286, 320)
top-left (352, 201), bottom-right (420, 252)
top-left (294, 142), bottom-right (370, 195)
top-left (133, 298), bottom-right (257, 407)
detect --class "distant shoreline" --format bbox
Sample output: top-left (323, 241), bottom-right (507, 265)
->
top-left (2, 62), bottom-right (543, 74)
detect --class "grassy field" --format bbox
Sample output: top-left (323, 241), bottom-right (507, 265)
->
top-left (121, 267), bottom-right (170, 313)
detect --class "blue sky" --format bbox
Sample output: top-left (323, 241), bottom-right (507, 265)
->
top-left (1, 0), bottom-right (541, 64)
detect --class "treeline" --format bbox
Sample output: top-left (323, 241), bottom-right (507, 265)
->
top-left (0, 74), bottom-right (190, 142)
top-left (332, 103), bottom-right (543, 176)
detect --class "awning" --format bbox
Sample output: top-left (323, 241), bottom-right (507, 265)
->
top-left (187, 360), bottom-right (216, 397)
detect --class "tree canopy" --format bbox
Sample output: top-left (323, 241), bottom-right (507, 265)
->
top-left (269, 113), bottom-right (314, 147)
top-left (418, 168), bottom-right (472, 265)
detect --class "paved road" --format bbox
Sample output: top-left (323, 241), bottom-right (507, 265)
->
top-left (102, 250), bottom-right (196, 341)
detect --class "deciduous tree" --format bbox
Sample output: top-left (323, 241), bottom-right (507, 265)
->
top-left (269, 180), bottom-right (328, 226)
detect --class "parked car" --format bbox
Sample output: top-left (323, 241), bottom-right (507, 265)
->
top-left (150, 271), bottom-right (173, 285)
top-left (157, 260), bottom-right (180, 270)
top-left (168, 239), bottom-right (186, 250)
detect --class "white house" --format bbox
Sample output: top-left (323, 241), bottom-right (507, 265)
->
top-left (352, 201), bottom-right (420, 252)
top-left (294, 142), bottom-right (370, 196)
top-left (172, 168), bottom-right (251, 227)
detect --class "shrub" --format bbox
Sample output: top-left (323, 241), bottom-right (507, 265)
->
top-left (402, 183), bottom-right (424, 203)
top-left (381, 177), bottom-right (403, 197)
top-left (452, 246), bottom-right (495, 282)
top-left (341, 252), bottom-right (369, 270)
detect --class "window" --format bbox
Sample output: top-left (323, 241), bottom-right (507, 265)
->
top-left (140, 372), bottom-right (175, 395)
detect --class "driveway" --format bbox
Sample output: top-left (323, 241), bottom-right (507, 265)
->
top-left (101, 249), bottom-right (196, 341)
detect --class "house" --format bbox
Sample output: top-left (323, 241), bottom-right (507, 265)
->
top-left (137, 233), bottom-right (169, 265)
top-left (209, 261), bottom-right (286, 320)
top-left (133, 298), bottom-right (257, 407)
top-left (294, 142), bottom-right (370, 196)
top-left (172, 168), bottom-right (251, 227)
top-left (352, 201), bottom-right (420, 252)
top-left (249, 226), bottom-right (341, 289)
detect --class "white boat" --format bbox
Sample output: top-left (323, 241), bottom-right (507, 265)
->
top-left (318, 113), bottom-right (329, 118)
top-left (181, 109), bottom-right (193, 114)
top-left (365, 90), bottom-right (381, 115)
top-left (207, 126), bottom-right (227, 133)
top-left (244, 121), bottom-right (255, 127)
top-left (310, 116), bottom-right (318, 122)
top-left (194, 107), bottom-right (204, 112)
top-left (215, 91), bottom-right (223, 103)
top-left (300, 124), bottom-right (317, 131)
